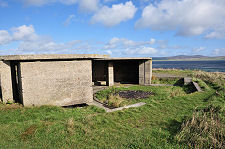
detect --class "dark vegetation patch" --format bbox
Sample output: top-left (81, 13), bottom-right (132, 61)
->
top-left (113, 90), bottom-right (153, 99)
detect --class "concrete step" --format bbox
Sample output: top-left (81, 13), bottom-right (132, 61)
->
top-left (193, 82), bottom-right (203, 92)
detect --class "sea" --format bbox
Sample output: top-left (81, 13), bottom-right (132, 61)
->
top-left (152, 60), bottom-right (225, 72)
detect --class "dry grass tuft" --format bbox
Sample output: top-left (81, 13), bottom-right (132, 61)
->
top-left (176, 106), bottom-right (225, 149)
top-left (152, 75), bottom-right (157, 80)
top-left (21, 125), bottom-right (37, 140)
top-left (67, 118), bottom-right (74, 134)
top-left (192, 71), bottom-right (225, 89)
top-left (105, 94), bottom-right (125, 108)
top-left (0, 102), bottom-right (22, 111)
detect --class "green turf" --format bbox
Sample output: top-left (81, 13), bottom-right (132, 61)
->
top-left (0, 70), bottom-right (224, 148)
top-left (153, 69), bottom-right (193, 76)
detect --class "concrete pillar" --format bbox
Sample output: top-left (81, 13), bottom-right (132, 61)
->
top-left (139, 60), bottom-right (145, 85)
top-left (145, 60), bottom-right (152, 85)
top-left (107, 61), bottom-right (114, 86)
top-left (139, 60), bottom-right (152, 85)
top-left (0, 61), bottom-right (14, 103)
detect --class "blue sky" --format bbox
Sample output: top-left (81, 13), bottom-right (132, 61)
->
top-left (0, 0), bottom-right (225, 57)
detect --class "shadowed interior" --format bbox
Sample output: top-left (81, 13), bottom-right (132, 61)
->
top-left (92, 60), bottom-right (139, 85)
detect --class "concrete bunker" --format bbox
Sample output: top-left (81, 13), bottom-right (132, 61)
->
top-left (0, 54), bottom-right (152, 106)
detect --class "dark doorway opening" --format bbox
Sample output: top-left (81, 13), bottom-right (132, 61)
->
top-left (114, 60), bottom-right (139, 84)
top-left (10, 61), bottom-right (23, 104)
top-left (92, 60), bottom-right (108, 86)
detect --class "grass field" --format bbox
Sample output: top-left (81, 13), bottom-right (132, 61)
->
top-left (0, 69), bottom-right (224, 148)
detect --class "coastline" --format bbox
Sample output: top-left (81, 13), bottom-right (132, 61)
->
top-left (153, 59), bottom-right (225, 61)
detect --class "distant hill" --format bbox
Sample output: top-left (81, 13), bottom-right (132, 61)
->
top-left (153, 55), bottom-right (225, 61)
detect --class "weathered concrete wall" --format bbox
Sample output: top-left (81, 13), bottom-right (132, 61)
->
top-left (18, 60), bottom-right (93, 106)
top-left (114, 61), bottom-right (139, 84)
top-left (0, 61), bottom-right (13, 102)
top-left (139, 60), bottom-right (152, 85)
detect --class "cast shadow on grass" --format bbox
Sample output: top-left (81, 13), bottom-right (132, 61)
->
top-left (174, 79), bottom-right (184, 87)
top-left (182, 84), bottom-right (197, 94)
top-left (161, 118), bottom-right (188, 143)
top-left (62, 103), bottom-right (88, 109)
top-left (163, 119), bottom-right (183, 138)
top-left (174, 79), bottom-right (197, 94)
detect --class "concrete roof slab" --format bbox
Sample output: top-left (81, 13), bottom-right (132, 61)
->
top-left (0, 54), bottom-right (109, 61)
top-left (94, 57), bottom-right (152, 61)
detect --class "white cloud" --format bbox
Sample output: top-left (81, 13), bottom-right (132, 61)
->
top-left (149, 38), bottom-right (155, 44)
top-left (60, 0), bottom-right (77, 5)
top-left (0, 25), bottom-right (38, 45)
top-left (212, 48), bottom-right (225, 56)
top-left (104, 37), bottom-right (155, 49)
top-left (21, 0), bottom-right (55, 6)
top-left (18, 38), bottom-right (80, 53)
top-left (63, 14), bottom-right (75, 26)
top-left (21, 0), bottom-right (98, 12)
top-left (136, 0), bottom-right (225, 38)
top-left (0, 25), bottom-right (83, 54)
top-left (205, 23), bottom-right (225, 39)
top-left (106, 50), bottom-right (112, 55)
top-left (103, 37), bottom-right (158, 56)
top-left (0, 30), bottom-right (11, 45)
top-left (125, 46), bottom-right (157, 55)
top-left (192, 47), bottom-right (205, 53)
top-left (0, 0), bottom-right (8, 7)
top-left (136, 47), bottom-right (157, 55)
top-left (12, 25), bottom-right (38, 41)
top-left (91, 1), bottom-right (137, 26)
top-left (104, 37), bottom-right (136, 49)
top-left (78, 0), bottom-right (99, 12)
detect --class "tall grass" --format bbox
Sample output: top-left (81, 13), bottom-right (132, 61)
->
top-left (176, 106), bottom-right (225, 149)
top-left (192, 71), bottom-right (225, 90)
